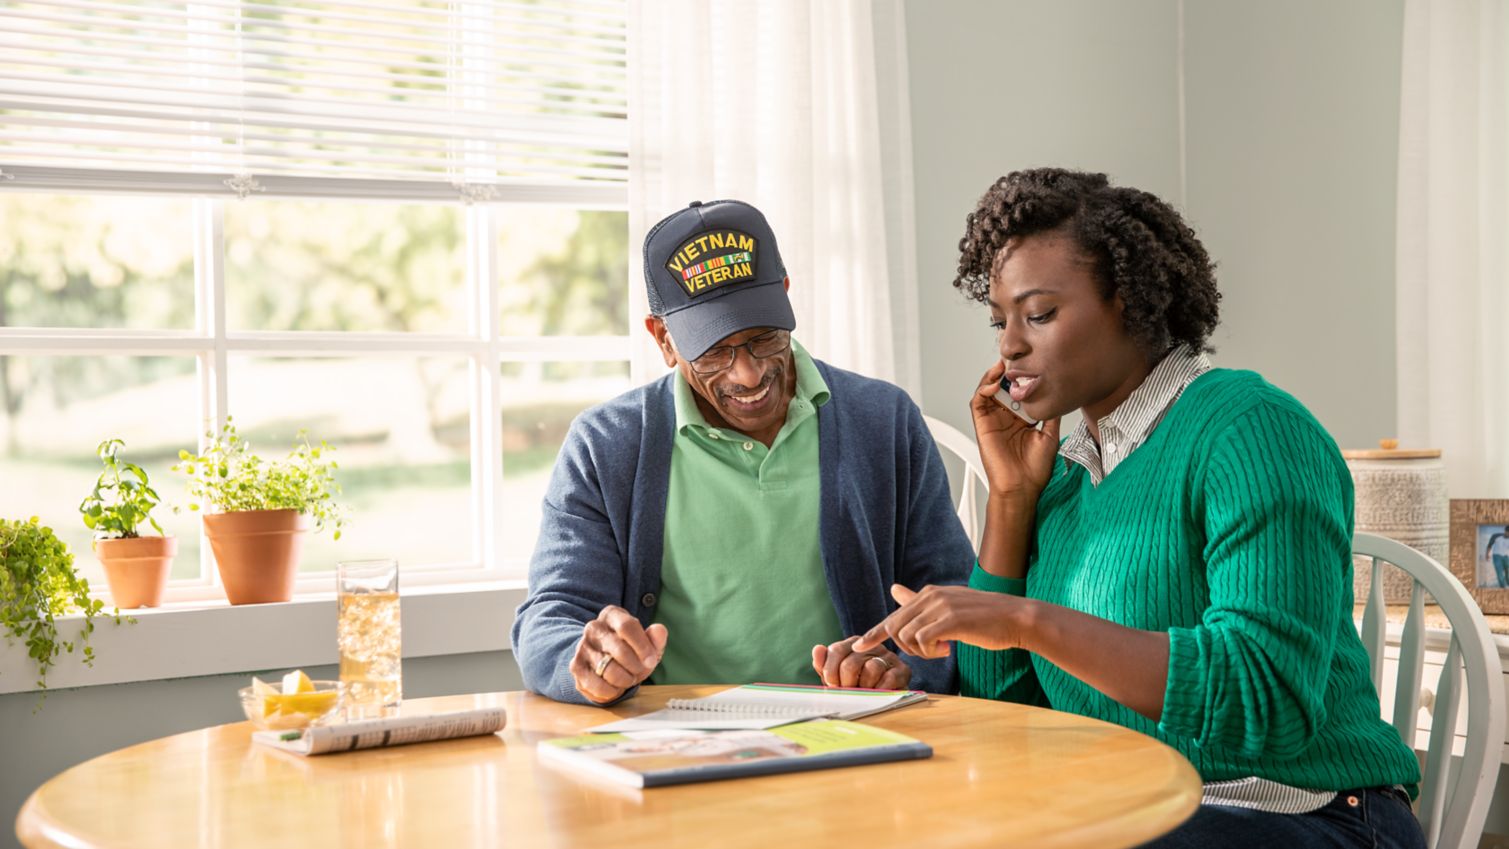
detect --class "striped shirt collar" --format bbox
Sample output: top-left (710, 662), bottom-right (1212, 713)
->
top-left (1059, 345), bottom-right (1211, 485)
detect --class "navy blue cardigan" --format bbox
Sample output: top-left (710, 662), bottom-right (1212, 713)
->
top-left (510, 358), bottom-right (975, 703)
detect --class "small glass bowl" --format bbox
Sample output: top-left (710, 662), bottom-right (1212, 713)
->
top-left (238, 680), bottom-right (345, 731)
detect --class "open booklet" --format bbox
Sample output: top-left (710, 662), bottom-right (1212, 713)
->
top-left (587, 683), bottom-right (927, 733)
top-left (540, 719), bottom-right (932, 788)
top-left (252, 706), bottom-right (508, 756)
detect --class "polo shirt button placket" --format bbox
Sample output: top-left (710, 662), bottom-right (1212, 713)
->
top-left (742, 441), bottom-right (753, 451)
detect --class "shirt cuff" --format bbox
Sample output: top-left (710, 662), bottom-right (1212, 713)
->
top-left (968, 563), bottom-right (1026, 596)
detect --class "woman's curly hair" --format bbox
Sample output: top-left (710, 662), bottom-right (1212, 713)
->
top-left (954, 168), bottom-right (1221, 354)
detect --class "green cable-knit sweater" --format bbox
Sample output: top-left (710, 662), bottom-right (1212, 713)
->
top-left (960, 368), bottom-right (1420, 793)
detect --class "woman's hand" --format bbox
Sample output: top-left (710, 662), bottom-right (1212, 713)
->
top-left (852, 584), bottom-right (1030, 660)
top-left (972, 360), bottom-right (1060, 499)
top-left (858, 585), bottom-right (1173, 722)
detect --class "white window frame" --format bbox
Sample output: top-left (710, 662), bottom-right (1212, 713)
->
top-left (0, 182), bottom-right (631, 604)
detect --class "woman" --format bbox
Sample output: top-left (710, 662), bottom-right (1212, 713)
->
top-left (853, 169), bottom-right (1424, 848)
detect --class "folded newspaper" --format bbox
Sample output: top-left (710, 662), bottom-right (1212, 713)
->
top-left (252, 706), bottom-right (508, 756)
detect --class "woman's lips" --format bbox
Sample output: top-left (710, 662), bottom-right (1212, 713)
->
top-left (1006, 374), bottom-right (1041, 402)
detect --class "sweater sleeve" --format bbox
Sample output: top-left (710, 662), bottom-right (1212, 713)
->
top-left (510, 416), bottom-right (634, 706)
top-left (1158, 401), bottom-right (1350, 758)
top-left (957, 565), bottom-right (1049, 706)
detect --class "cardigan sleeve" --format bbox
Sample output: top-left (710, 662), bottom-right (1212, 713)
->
top-left (510, 415), bottom-right (636, 706)
top-left (1158, 400), bottom-right (1350, 758)
top-left (956, 565), bottom-right (1049, 706)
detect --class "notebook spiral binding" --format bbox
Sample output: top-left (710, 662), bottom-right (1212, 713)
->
top-left (663, 698), bottom-right (831, 717)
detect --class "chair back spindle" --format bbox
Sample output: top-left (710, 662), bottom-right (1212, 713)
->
top-left (1352, 532), bottom-right (1504, 849)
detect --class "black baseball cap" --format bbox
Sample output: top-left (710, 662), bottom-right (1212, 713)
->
top-left (643, 199), bottom-right (795, 362)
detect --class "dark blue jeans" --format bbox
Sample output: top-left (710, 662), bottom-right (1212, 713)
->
top-left (1136, 787), bottom-right (1426, 849)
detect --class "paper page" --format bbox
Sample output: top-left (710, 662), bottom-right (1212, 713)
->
top-left (588, 707), bottom-right (831, 734)
top-left (586, 683), bottom-right (926, 733)
top-left (675, 683), bottom-right (926, 720)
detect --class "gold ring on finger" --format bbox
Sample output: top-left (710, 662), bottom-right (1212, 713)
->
top-left (867, 655), bottom-right (894, 670)
top-left (594, 654), bottom-right (613, 677)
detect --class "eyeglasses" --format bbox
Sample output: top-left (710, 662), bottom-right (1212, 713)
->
top-left (688, 329), bottom-right (791, 375)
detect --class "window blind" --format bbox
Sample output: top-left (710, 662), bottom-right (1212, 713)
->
top-left (0, 0), bottom-right (627, 201)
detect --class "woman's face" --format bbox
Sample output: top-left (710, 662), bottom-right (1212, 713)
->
top-left (989, 229), bottom-right (1152, 425)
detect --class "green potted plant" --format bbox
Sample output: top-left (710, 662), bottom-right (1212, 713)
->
top-left (80, 439), bottom-right (177, 608)
top-left (173, 417), bottom-right (346, 605)
top-left (1, 516), bottom-right (121, 693)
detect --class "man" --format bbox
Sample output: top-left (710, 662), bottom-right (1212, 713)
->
top-left (511, 199), bottom-right (974, 705)
top-left (1488, 526), bottom-right (1509, 589)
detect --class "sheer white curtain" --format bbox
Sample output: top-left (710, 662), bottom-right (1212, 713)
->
top-left (625, 0), bottom-right (921, 397)
top-left (1396, 0), bottom-right (1509, 497)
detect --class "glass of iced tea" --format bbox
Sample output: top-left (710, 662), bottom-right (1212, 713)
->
top-left (337, 558), bottom-right (402, 716)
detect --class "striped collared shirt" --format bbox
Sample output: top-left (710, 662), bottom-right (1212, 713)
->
top-left (1059, 344), bottom-right (1340, 815)
top-left (1059, 344), bottom-right (1211, 485)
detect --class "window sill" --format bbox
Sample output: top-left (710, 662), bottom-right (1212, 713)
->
top-left (0, 581), bottom-right (527, 696)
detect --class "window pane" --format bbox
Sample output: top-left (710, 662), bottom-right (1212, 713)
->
top-left (224, 200), bottom-right (466, 333)
top-left (0, 356), bottom-right (202, 586)
top-left (226, 356), bottom-right (472, 572)
top-left (500, 360), bottom-right (631, 566)
top-left (497, 209), bottom-right (628, 336)
top-left (0, 194), bottom-right (194, 330)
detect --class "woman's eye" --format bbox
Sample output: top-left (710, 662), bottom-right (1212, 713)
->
top-left (1027, 308), bottom-right (1057, 324)
top-left (989, 318), bottom-right (1005, 330)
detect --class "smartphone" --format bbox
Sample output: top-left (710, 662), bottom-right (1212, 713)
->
top-left (994, 376), bottom-right (1040, 427)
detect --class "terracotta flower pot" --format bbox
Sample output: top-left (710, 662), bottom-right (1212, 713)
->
top-left (202, 509), bottom-right (310, 605)
top-left (95, 536), bottom-right (178, 608)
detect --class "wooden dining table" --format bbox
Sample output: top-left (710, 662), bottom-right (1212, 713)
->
top-left (16, 685), bottom-right (1201, 849)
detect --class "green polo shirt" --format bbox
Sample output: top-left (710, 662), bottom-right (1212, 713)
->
top-left (650, 340), bottom-right (843, 685)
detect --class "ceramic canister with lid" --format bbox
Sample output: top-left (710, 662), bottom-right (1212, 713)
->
top-left (1341, 441), bottom-right (1448, 604)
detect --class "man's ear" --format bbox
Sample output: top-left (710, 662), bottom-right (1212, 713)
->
top-left (783, 276), bottom-right (790, 293)
top-left (644, 315), bottom-right (679, 369)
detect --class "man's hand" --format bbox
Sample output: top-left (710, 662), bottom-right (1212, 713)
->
top-left (811, 635), bottom-right (912, 690)
top-left (570, 606), bottom-right (669, 704)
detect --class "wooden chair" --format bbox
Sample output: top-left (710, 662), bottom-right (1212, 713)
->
top-left (1355, 531), bottom-right (1506, 849)
top-left (923, 415), bottom-right (988, 548)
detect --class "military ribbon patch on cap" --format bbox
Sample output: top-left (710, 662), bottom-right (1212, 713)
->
top-left (664, 229), bottom-right (759, 297)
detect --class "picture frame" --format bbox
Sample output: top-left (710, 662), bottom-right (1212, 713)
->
top-left (1450, 499), bottom-right (1509, 615)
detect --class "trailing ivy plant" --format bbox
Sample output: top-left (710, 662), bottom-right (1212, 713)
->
top-left (172, 417), bottom-right (347, 539)
top-left (0, 517), bottom-right (121, 696)
top-left (79, 439), bottom-right (164, 539)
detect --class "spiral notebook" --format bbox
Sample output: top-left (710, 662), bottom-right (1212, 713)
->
top-left (587, 683), bottom-right (928, 733)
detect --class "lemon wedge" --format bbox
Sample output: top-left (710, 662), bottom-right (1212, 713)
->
top-left (276, 691), bottom-right (339, 717)
top-left (281, 669), bottom-right (314, 695)
top-left (251, 676), bottom-right (278, 699)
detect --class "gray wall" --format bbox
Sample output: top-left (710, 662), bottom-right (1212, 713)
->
top-left (1, 653), bottom-right (522, 849)
top-left (1184, 0), bottom-right (1403, 448)
top-left (909, 0), bottom-right (1403, 451)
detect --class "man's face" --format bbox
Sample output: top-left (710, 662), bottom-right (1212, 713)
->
top-left (647, 320), bottom-right (796, 438)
